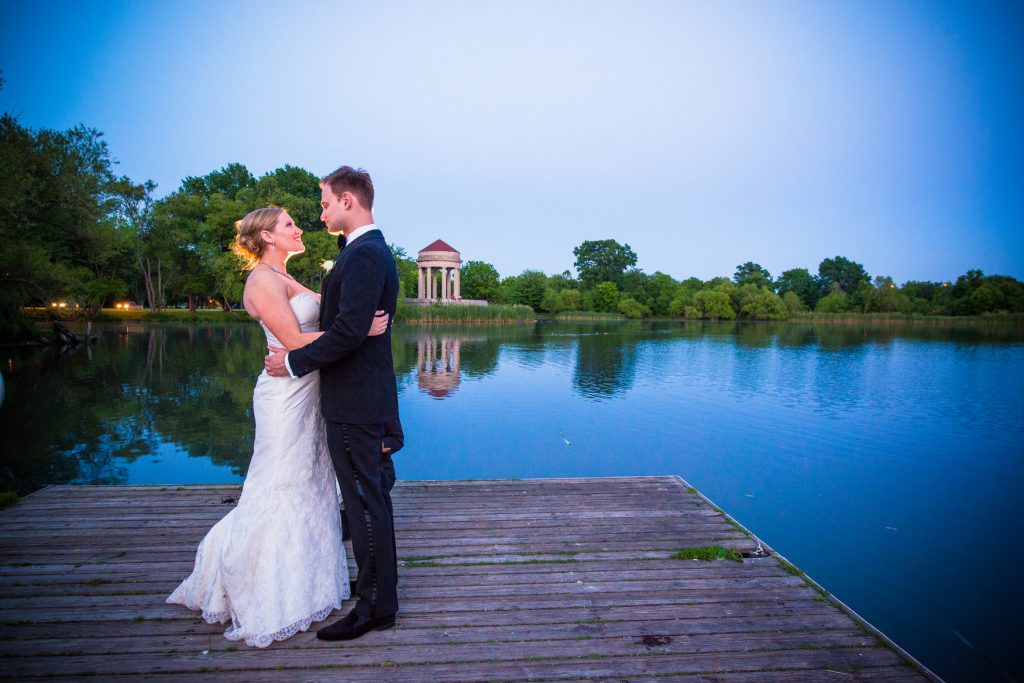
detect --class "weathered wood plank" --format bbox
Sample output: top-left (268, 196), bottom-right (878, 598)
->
top-left (0, 630), bottom-right (892, 677)
top-left (0, 480), bottom-right (932, 681)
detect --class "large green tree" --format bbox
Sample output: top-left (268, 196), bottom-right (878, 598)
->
top-left (460, 260), bottom-right (501, 301)
top-left (734, 262), bottom-right (772, 289)
top-left (1, 114), bottom-right (129, 334)
top-left (389, 244), bottom-right (418, 302)
top-left (573, 239), bottom-right (637, 288)
top-left (511, 270), bottom-right (548, 310)
top-left (818, 256), bottom-right (869, 298)
top-left (593, 281), bottom-right (621, 312)
top-left (110, 178), bottom-right (172, 311)
top-left (775, 267), bottom-right (820, 310)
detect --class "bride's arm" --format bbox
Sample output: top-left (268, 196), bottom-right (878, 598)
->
top-left (246, 274), bottom-right (389, 351)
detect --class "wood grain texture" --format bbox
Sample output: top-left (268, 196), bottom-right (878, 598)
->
top-left (0, 477), bottom-right (935, 681)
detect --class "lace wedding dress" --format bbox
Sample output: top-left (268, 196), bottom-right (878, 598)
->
top-left (167, 293), bottom-right (350, 647)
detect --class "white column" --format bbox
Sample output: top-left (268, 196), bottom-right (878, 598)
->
top-left (417, 267), bottom-right (424, 300)
top-left (442, 267), bottom-right (449, 301)
top-left (454, 267), bottom-right (461, 299)
top-left (426, 267), bottom-right (433, 300)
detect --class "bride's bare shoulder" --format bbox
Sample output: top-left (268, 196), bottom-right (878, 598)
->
top-left (242, 268), bottom-right (288, 315)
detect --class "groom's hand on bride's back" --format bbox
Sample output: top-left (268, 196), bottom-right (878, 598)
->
top-left (264, 310), bottom-right (389, 377)
top-left (265, 348), bottom-right (289, 377)
top-left (369, 310), bottom-right (389, 336)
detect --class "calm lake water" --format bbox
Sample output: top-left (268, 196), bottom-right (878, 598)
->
top-left (2, 319), bottom-right (1023, 682)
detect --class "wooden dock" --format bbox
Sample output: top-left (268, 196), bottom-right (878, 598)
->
top-left (0, 477), bottom-right (936, 681)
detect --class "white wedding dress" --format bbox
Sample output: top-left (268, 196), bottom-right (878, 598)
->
top-left (167, 293), bottom-right (350, 647)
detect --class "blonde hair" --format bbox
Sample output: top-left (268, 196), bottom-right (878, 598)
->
top-left (232, 207), bottom-right (284, 270)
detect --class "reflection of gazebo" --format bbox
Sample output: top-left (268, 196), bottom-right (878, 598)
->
top-left (417, 239), bottom-right (461, 302)
top-left (417, 336), bottom-right (461, 398)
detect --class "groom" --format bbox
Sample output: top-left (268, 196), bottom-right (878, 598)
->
top-left (264, 166), bottom-right (400, 640)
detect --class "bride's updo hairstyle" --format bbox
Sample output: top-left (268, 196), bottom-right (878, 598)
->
top-left (232, 206), bottom-right (284, 270)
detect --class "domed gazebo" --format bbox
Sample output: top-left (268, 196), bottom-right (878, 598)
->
top-left (417, 239), bottom-right (462, 302)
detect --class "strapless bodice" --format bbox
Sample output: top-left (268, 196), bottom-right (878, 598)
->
top-left (260, 292), bottom-right (319, 349)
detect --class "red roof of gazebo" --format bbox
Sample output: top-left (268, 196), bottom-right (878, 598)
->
top-left (419, 239), bottom-right (458, 254)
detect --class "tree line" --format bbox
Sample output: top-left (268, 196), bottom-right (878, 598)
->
top-left (457, 244), bottom-right (1024, 321)
top-left (2, 114), bottom-right (1022, 339)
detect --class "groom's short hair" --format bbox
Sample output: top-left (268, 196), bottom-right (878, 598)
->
top-left (321, 166), bottom-right (374, 210)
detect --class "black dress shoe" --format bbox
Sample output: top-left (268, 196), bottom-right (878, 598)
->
top-left (317, 610), bottom-right (396, 641)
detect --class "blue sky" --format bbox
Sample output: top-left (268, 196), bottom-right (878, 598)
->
top-left (2, 0), bottom-right (1021, 282)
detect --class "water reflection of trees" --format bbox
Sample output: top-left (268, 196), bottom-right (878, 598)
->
top-left (4, 319), bottom-right (1022, 493)
top-left (570, 323), bottom-right (643, 400)
top-left (0, 323), bottom-right (266, 493)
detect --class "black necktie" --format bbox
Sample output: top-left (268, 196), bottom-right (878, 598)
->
top-left (337, 233), bottom-right (347, 252)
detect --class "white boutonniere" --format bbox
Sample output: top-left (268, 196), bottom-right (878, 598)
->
top-left (322, 260), bottom-right (335, 274)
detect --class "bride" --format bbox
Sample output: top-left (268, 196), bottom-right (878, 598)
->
top-left (167, 206), bottom-right (388, 647)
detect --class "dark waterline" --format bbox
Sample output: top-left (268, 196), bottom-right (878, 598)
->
top-left (2, 319), bottom-right (1023, 682)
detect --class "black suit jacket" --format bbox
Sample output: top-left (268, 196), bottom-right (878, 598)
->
top-left (288, 229), bottom-right (399, 424)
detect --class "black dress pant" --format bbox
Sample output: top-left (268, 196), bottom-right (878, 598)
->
top-left (325, 421), bottom-right (398, 617)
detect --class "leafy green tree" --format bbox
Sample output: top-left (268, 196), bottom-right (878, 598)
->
top-left (617, 296), bottom-right (651, 319)
top-left (902, 280), bottom-right (950, 314)
top-left (951, 269), bottom-right (987, 314)
top-left (286, 230), bottom-right (337, 291)
top-left (694, 290), bottom-right (736, 319)
top-left (560, 288), bottom-right (583, 311)
top-left (712, 280), bottom-right (741, 313)
top-left (618, 270), bottom-right (678, 315)
top-left (573, 240), bottom-right (637, 288)
top-left (461, 260), bottom-right (501, 301)
top-left (870, 276), bottom-right (912, 313)
top-left (592, 281), bottom-right (621, 312)
top-left (668, 297), bottom-right (687, 317)
top-left (944, 270), bottom-right (1024, 315)
top-left (781, 291), bottom-right (804, 315)
top-left (982, 275), bottom-right (1024, 312)
top-left (969, 283), bottom-right (1004, 313)
top-left (738, 285), bottom-right (788, 320)
top-left (388, 244), bottom-right (418, 301)
top-left (0, 114), bottom-right (129, 331)
top-left (815, 287), bottom-right (850, 313)
top-left (668, 277), bottom-right (704, 318)
top-left (546, 270), bottom-right (578, 292)
top-left (540, 287), bottom-right (564, 314)
top-left (619, 269), bottom-right (649, 305)
top-left (646, 272), bottom-right (680, 316)
top-left (775, 268), bottom-right (820, 310)
top-left (182, 162), bottom-right (256, 201)
top-left (110, 177), bottom-right (170, 311)
top-left (511, 270), bottom-right (547, 310)
top-left (734, 262), bottom-right (772, 289)
top-left (818, 256), bottom-right (869, 299)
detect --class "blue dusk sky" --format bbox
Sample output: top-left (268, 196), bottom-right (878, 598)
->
top-left (2, 0), bottom-right (1021, 282)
